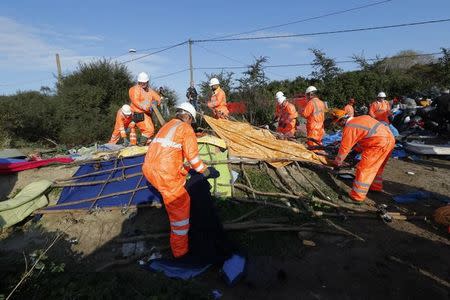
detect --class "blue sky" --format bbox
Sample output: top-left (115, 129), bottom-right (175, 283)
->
top-left (1, 0), bottom-right (450, 100)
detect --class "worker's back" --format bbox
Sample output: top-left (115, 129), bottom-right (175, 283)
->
top-left (302, 97), bottom-right (325, 128)
top-left (344, 115), bottom-right (394, 149)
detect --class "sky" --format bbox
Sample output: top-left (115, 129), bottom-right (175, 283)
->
top-left (1, 0), bottom-right (450, 101)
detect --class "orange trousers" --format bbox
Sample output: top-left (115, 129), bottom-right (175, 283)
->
top-left (135, 113), bottom-right (155, 140)
top-left (306, 127), bottom-right (325, 148)
top-left (109, 124), bottom-right (137, 145)
top-left (350, 138), bottom-right (395, 201)
top-left (164, 191), bottom-right (190, 257)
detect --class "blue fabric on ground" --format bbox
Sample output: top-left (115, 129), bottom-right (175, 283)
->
top-left (322, 131), bottom-right (342, 146)
top-left (145, 258), bottom-right (211, 280)
top-left (222, 254), bottom-right (246, 286)
top-left (0, 158), bottom-right (27, 164)
top-left (393, 191), bottom-right (432, 203)
top-left (46, 155), bottom-right (161, 210)
top-left (389, 124), bottom-right (399, 137)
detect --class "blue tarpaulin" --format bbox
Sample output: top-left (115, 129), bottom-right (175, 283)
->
top-left (46, 155), bottom-right (161, 210)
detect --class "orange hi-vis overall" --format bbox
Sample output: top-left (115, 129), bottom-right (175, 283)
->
top-left (129, 85), bottom-right (161, 138)
top-left (109, 109), bottom-right (137, 145)
top-left (142, 119), bottom-right (208, 257)
top-left (275, 102), bottom-right (298, 137)
top-left (335, 115), bottom-right (395, 202)
top-left (207, 87), bottom-right (229, 119)
top-left (369, 99), bottom-right (391, 124)
top-left (344, 104), bottom-right (355, 117)
top-left (302, 97), bottom-right (326, 147)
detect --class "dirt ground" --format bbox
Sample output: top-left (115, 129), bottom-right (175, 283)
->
top-left (0, 156), bottom-right (449, 299)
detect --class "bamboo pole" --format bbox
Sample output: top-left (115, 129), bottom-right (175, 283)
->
top-left (56, 162), bottom-right (143, 182)
top-left (52, 172), bottom-right (142, 187)
top-left (89, 158), bottom-right (121, 210)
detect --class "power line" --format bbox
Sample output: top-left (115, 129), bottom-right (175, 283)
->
top-left (193, 18), bottom-right (450, 43)
top-left (194, 51), bottom-right (443, 70)
top-left (153, 68), bottom-right (190, 79)
top-left (209, 0), bottom-right (393, 40)
top-left (119, 41), bottom-right (188, 64)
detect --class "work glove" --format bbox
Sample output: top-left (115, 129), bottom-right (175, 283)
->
top-left (203, 167), bottom-right (220, 179)
top-left (123, 138), bottom-right (130, 147)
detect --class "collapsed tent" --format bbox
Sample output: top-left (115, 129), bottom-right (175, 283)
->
top-left (0, 157), bottom-right (74, 174)
top-left (204, 116), bottom-right (327, 168)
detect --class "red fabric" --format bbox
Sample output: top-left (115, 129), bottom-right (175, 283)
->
top-left (0, 157), bottom-right (74, 174)
top-left (227, 102), bottom-right (247, 114)
top-left (293, 96), bottom-right (308, 114)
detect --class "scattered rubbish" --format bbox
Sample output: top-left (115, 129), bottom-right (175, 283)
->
top-left (69, 237), bottom-right (78, 245)
top-left (302, 240), bottom-right (316, 247)
top-left (144, 258), bottom-right (212, 280)
top-left (404, 142), bottom-right (450, 155)
top-left (406, 171), bottom-right (415, 175)
top-left (222, 254), bottom-right (247, 286)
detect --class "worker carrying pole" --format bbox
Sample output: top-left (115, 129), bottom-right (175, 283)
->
top-left (128, 72), bottom-right (162, 145)
top-left (330, 109), bottom-right (395, 203)
top-left (301, 86), bottom-right (326, 150)
top-left (108, 104), bottom-right (137, 146)
top-left (274, 91), bottom-right (298, 138)
top-left (369, 92), bottom-right (392, 124)
top-left (142, 102), bottom-right (220, 258)
top-left (207, 77), bottom-right (229, 119)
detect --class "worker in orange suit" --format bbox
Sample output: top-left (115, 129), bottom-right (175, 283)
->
top-left (301, 86), bottom-right (326, 149)
top-left (330, 109), bottom-right (395, 202)
top-left (142, 102), bottom-right (220, 258)
top-left (207, 77), bottom-right (229, 119)
top-left (274, 91), bottom-right (298, 138)
top-left (369, 92), bottom-right (392, 124)
top-left (129, 72), bottom-right (161, 145)
top-left (109, 104), bottom-right (137, 146)
top-left (343, 98), bottom-right (355, 117)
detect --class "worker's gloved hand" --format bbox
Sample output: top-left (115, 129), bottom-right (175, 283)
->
top-left (331, 159), bottom-right (342, 168)
top-left (123, 138), bottom-right (130, 147)
top-left (203, 167), bottom-right (220, 179)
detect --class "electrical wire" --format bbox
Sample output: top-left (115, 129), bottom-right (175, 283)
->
top-left (193, 18), bottom-right (450, 43)
top-left (119, 41), bottom-right (188, 64)
top-left (208, 0), bottom-right (393, 40)
top-left (153, 68), bottom-right (190, 79)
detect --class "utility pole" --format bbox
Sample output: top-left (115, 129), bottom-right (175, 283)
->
top-left (188, 39), bottom-right (194, 84)
top-left (55, 53), bottom-right (62, 82)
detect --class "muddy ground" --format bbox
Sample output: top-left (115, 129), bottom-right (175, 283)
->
top-left (0, 156), bottom-right (449, 299)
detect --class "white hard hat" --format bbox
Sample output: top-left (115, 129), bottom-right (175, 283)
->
top-left (209, 77), bottom-right (220, 86)
top-left (275, 91), bottom-right (284, 98)
top-left (137, 72), bottom-right (149, 83)
top-left (176, 102), bottom-right (197, 121)
top-left (305, 86), bottom-right (317, 94)
top-left (377, 92), bottom-right (387, 98)
top-left (121, 104), bottom-right (132, 116)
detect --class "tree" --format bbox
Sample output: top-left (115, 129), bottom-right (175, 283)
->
top-left (310, 48), bottom-right (342, 81)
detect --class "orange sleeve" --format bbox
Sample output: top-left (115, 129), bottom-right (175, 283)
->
top-left (369, 102), bottom-right (376, 118)
top-left (182, 125), bottom-right (207, 173)
top-left (129, 86), bottom-right (140, 108)
top-left (302, 101), bottom-right (313, 118)
top-left (335, 126), bottom-right (359, 164)
top-left (149, 89), bottom-right (161, 105)
top-left (114, 111), bottom-right (127, 138)
top-left (217, 89), bottom-right (226, 106)
top-left (287, 103), bottom-right (298, 120)
top-left (275, 104), bottom-right (281, 118)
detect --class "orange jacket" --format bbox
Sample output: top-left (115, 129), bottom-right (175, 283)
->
top-left (129, 85), bottom-right (161, 114)
top-left (369, 100), bottom-right (391, 123)
top-left (142, 119), bottom-right (207, 203)
top-left (113, 109), bottom-right (134, 138)
top-left (335, 115), bottom-right (394, 165)
top-left (301, 97), bottom-right (326, 131)
top-left (208, 87), bottom-right (229, 117)
top-left (275, 102), bottom-right (298, 134)
top-left (344, 104), bottom-right (355, 117)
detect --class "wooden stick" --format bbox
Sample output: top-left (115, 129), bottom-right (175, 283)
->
top-left (240, 163), bottom-right (256, 199)
top-left (387, 256), bottom-right (450, 289)
top-left (89, 158), bottom-right (121, 210)
top-left (323, 218), bottom-right (365, 242)
top-left (34, 202), bottom-right (161, 215)
top-left (294, 161), bottom-right (331, 201)
top-left (52, 172), bottom-right (142, 187)
top-left (55, 162), bottom-right (143, 182)
top-left (126, 175), bottom-right (145, 208)
top-left (229, 206), bottom-right (264, 223)
top-left (231, 197), bottom-right (300, 213)
top-left (264, 162), bottom-right (294, 195)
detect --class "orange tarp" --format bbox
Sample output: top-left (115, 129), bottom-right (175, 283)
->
top-left (204, 116), bottom-right (327, 168)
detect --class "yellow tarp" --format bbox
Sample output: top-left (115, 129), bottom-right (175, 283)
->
top-left (118, 145), bottom-right (148, 158)
top-left (204, 116), bottom-right (327, 168)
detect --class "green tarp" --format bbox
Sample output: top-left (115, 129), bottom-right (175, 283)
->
top-left (0, 180), bottom-right (52, 228)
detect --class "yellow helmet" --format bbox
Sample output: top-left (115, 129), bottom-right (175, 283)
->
top-left (329, 108), bottom-right (348, 123)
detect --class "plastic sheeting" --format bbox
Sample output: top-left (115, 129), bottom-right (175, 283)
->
top-left (0, 180), bottom-right (51, 228)
top-left (46, 155), bottom-right (161, 211)
top-left (0, 157), bottom-right (74, 174)
top-left (204, 116), bottom-right (326, 168)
